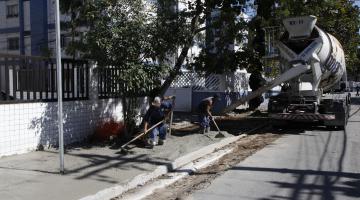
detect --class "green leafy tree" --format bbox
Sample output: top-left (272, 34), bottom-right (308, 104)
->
top-left (60, 0), bottom-right (253, 119)
top-left (157, 0), bottom-right (253, 95)
top-left (76, 0), bottom-right (171, 137)
top-left (60, 0), bottom-right (87, 58)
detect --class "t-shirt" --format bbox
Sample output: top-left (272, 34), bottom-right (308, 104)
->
top-left (198, 97), bottom-right (213, 113)
top-left (144, 102), bottom-right (172, 126)
top-left (161, 101), bottom-right (173, 112)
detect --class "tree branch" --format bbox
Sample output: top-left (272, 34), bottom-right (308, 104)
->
top-left (194, 26), bottom-right (208, 34)
top-left (159, 4), bottom-right (203, 96)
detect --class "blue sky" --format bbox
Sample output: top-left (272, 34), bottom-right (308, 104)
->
top-left (355, 0), bottom-right (360, 7)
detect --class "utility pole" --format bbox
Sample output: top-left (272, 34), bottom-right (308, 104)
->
top-left (55, 0), bottom-right (65, 174)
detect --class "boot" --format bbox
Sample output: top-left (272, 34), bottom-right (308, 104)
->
top-left (206, 127), bottom-right (210, 133)
top-left (147, 139), bottom-right (157, 148)
top-left (158, 139), bottom-right (166, 145)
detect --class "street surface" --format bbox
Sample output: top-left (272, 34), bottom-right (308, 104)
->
top-left (188, 103), bottom-right (360, 200)
top-left (142, 101), bottom-right (360, 200)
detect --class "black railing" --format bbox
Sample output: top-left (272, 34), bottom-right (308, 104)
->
top-left (98, 66), bottom-right (121, 99)
top-left (0, 53), bottom-right (89, 103)
top-left (97, 66), bottom-right (155, 98)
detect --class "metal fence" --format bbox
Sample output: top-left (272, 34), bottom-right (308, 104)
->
top-left (97, 66), bottom-right (120, 98)
top-left (170, 72), bottom-right (222, 91)
top-left (97, 66), bottom-right (156, 98)
top-left (263, 26), bottom-right (282, 58)
top-left (170, 72), bottom-right (205, 90)
top-left (0, 53), bottom-right (89, 103)
top-left (171, 71), bottom-right (248, 92)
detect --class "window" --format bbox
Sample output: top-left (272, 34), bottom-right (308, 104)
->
top-left (24, 31), bottom-right (31, 36)
top-left (6, 4), bottom-right (19, 18)
top-left (7, 37), bottom-right (19, 50)
top-left (61, 34), bottom-right (67, 48)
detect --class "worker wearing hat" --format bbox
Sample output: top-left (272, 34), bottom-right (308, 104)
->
top-left (197, 94), bottom-right (220, 134)
top-left (144, 96), bottom-right (173, 147)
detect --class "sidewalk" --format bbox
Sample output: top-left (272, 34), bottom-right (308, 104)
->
top-left (0, 119), bottom-right (242, 200)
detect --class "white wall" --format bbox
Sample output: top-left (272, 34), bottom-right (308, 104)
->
top-left (165, 88), bottom-right (192, 112)
top-left (0, 98), bottom-right (123, 157)
top-left (0, 61), bottom-right (152, 157)
top-left (0, 61), bottom-right (127, 156)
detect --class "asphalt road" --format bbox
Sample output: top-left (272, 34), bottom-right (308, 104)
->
top-left (188, 103), bottom-right (360, 200)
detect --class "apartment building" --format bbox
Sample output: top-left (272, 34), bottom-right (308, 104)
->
top-left (0, 0), bottom-right (70, 57)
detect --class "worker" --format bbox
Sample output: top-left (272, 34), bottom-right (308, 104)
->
top-left (356, 85), bottom-right (360, 96)
top-left (144, 96), bottom-right (173, 147)
top-left (197, 94), bottom-right (220, 134)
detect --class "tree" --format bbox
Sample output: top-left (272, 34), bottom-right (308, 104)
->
top-left (158, 0), bottom-right (252, 95)
top-left (61, 0), bottom-right (253, 128)
top-left (60, 0), bottom-right (87, 59)
top-left (72, 0), bottom-right (172, 137)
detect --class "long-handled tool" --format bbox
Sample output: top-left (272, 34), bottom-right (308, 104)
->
top-left (211, 116), bottom-right (225, 138)
top-left (120, 120), bottom-right (164, 155)
top-left (169, 110), bottom-right (174, 135)
top-left (168, 96), bottom-right (176, 135)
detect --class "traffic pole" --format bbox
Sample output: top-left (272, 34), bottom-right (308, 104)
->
top-left (54, 0), bottom-right (65, 174)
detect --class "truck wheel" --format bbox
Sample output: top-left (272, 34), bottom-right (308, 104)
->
top-left (271, 120), bottom-right (287, 130)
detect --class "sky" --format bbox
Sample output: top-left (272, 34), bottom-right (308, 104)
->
top-left (355, 0), bottom-right (360, 7)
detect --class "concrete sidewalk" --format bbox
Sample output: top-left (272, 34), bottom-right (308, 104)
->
top-left (0, 125), bottom-right (239, 200)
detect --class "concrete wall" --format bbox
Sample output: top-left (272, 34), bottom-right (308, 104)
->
top-left (165, 88), bottom-right (192, 112)
top-left (0, 60), bottom-right (153, 157)
top-left (0, 98), bottom-right (124, 157)
top-left (0, 62), bottom-right (144, 157)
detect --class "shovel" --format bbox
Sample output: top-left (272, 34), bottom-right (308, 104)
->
top-left (119, 120), bottom-right (164, 155)
top-left (210, 116), bottom-right (225, 138)
top-left (168, 96), bottom-right (176, 135)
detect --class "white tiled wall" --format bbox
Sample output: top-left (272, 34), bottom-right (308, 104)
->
top-left (0, 98), bottom-right (123, 157)
top-left (0, 61), bottom-right (137, 157)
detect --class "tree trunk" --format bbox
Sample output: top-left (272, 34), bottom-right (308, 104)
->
top-left (159, 10), bottom-right (201, 96)
top-left (121, 97), bottom-right (131, 140)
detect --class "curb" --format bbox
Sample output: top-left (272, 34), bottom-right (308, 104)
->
top-left (79, 134), bottom-right (246, 200)
top-left (121, 147), bottom-right (235, 200)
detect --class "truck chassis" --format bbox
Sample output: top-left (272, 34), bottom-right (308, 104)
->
top-left (269, 92), bottom-right (351, 129)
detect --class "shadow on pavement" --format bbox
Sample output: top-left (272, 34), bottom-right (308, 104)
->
top-left (230, 128), bottom-right (357, 200)
top-left (350, 97), bottom-right (360, 105)
top-left (231, 166), bottom-right (360, 200)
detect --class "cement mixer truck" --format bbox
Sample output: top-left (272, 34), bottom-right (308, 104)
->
top-left (223, 16), bottom-right (351, 129)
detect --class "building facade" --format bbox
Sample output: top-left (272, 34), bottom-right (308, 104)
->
top-left (0, 0), bottom-right (69, 57)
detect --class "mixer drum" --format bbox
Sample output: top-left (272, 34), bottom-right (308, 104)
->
top-left (316, 27), bottom-right (346, 91)
top-left (280, 26), bottom-right (346, 91)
